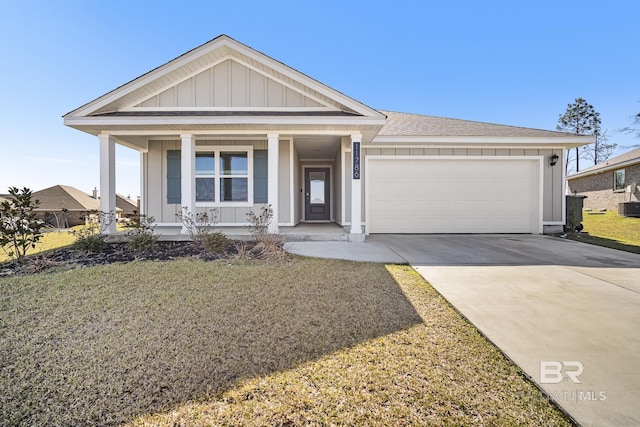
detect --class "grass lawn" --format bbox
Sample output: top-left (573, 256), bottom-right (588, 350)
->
top-left (0, 230), bottom-right (75, 262)
top-left (573, 210), bottom-right (640, 253)
top-left (0, 258), bottom-right (571, 426)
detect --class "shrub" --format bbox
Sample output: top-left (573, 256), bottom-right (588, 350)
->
top-left (0, 187), bottom-right (45, 259)
top-left (246, 205), bottom-right (288, 261)
top-left (126, 215), bottom-right (157, 252)
top-left (177, 207), bottom-right (229, 254)
top-left (72, 211), bottom-right (115, 253)
top-left (200, 232), bottom-right (230, 254)
top-left (73, 231), bottom-right (108, 253)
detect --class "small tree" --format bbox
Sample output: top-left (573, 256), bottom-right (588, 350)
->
top-left (557, 97), bottom-right (601, 172)
top-left (583, 129), bottom-right (617, 165)
top-left (0, 187), bottom-right (45, 259)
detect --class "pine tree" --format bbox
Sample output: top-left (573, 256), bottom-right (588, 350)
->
top-left (557, 97), bottom-right (602, 172)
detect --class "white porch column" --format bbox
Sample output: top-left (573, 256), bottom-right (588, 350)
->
top-left (180, 134), bottom-right (196, 234)
top-left (350, 133), bottom-right (364, 241)
top-left (139, 150), bottom-right (147, 215)
top-left (98, 133), bottom-right (117, 234)
top-left (267, 133), bottom-right (279, 233)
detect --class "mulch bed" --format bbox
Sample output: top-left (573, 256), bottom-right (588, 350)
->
top-left (0, 241), bottom-right (243, 277)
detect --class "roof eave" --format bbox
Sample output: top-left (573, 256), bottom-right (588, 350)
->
top-left (567, 157), bottom-right (640, 180)
top-left (64, 115), bottom-right (387, 129)
top-left (371, 135), bottom-right (594, 147)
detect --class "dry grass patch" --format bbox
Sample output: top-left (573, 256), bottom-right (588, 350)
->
top-left (0, 258), bottom-right (571, 426)
top-left (128, 265), bottom-right (569, 427)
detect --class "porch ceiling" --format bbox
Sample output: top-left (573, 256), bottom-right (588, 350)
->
top-left (294, 136), bottom-right (341, 159)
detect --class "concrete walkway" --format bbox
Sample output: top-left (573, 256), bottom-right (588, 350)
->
top-left (285, 235), bottom-right (640, 426)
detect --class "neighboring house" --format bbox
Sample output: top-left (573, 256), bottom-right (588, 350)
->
top-left (31, 185), bottom-right (120, 227)
top-left (116, 194), bottom-right (139, 220)
top-left (567, 147), bottom-right (640, 211)
top-left (64, 35), bottom-right (592, 239)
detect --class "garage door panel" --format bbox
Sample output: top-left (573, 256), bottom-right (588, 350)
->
top-left (367, 158), bottom-right (540, 234)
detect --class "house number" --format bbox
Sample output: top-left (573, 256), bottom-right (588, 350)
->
top-left (353, 141), bottom-right (361, 179)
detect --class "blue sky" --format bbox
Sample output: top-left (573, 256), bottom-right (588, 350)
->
top-left (1, 0), bottom-right (638, 198)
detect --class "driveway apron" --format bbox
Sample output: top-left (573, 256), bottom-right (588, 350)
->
top-left (375, 234), bottom-right (640, 427)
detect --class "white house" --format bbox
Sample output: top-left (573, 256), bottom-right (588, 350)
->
top-left (64, 35), bottom-right (592, 240)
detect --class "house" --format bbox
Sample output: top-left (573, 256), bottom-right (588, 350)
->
top-left (31, 185), bottom-right (120, 227)
top-left (116, 194), bottom-right (139, 220)
top-left (63, 35), bottom-right (592, 239)
top-left (567, 147), bottom-right (640, 212)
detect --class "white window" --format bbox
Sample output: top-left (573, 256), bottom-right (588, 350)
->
top-left (195, 146), bottom-right (253, 206)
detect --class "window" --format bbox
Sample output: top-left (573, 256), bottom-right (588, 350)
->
top-left (194, 147), bottom-right (252, 205)
top-left (195, 152), bottom-right (215, 202)
top-left (219, 152), bottom-right (248, 202)
top-left (614, 169), bottom-right (626, 191)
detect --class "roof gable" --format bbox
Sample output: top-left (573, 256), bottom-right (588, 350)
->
top-left (65, 35), bottom-right (383, 119)
top-left (132, 58), bottom-right (326, 111)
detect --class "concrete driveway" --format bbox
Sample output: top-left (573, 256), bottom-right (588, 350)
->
top-left (377, 234), bottom-right (640, 427)
top-left (286, 234), bottom-right (640, 426)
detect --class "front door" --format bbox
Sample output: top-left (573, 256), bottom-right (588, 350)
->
top-left (305, 168), bottom-right (330, 221)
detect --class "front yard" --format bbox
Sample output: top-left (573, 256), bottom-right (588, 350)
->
top-left (0, 257), bottom-right (571, 426)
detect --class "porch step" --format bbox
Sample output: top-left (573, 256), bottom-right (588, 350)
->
top-left (282, 232), bottom-right (348, 242)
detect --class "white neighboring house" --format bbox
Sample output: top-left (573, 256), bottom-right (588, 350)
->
top-left (64, 35), bottom-right (592, 239)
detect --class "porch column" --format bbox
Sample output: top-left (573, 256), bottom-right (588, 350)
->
top-left (98, 133), bottom-right (117, 234)
top-left (350, 133), bottom-right (364, 241)
top-left (180, 133), bottom-right (196, 234)
top-left (139, 149), bottom-right (148, 215)
top-left (267, 133), bottom-right (279, 233)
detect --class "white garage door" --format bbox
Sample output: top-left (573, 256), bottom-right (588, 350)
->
top-left (367, 157), bottom-right (542, 234)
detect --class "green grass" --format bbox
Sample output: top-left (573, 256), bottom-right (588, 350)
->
top-left (572, 210), bottom-right (640, 253)
top-left (0, 258), bottom-right (571, 426)
top-left (0, 230), bottom-right (75, 262)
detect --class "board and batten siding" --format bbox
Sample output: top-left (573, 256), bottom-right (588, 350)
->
top-left (145, 139), bottom-right (290, 224)
top-left (361, 147), bottom-right (563, 223)
top-left (136, 59), bottom-right (323, 109)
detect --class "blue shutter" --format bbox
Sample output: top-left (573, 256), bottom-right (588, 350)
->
top-left (167, 150), bottom-right (181, 204)
top-left (253, 150), bottom-right (268, 203)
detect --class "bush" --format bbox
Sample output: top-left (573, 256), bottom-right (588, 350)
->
top-left (177, 208), bottom-right (229, 254)
top-left (71, 211), bottom-right (114, 253)
top-left (73, 233), bottom-right (108, 253)
top-left (0, 187), bottom-right (45, 259)
top-left (246, 205), bottom-right (288, 261)
top-left (200, 232), bottom-right (230, 254)
top-left (126, 215), bottom-right (157, 253)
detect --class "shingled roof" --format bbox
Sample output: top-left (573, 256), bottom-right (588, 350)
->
top-left (568, 146), bottom-right (640, 179)
top-left (32, 185), bottom-right (101, 211)
top-left (378, 111), bottom-right (577, 138)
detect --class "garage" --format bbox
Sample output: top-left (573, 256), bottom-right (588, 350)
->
top-left (366, 157), bottom-right (542, 234)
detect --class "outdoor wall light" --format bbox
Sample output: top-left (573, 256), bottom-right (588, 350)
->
top-left (550, 153), bottom-right (559, 167)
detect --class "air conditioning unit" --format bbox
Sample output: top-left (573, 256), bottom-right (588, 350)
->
top-left (618, 202), bottom-right (640, 217)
